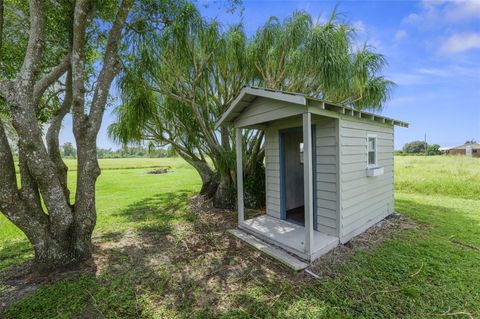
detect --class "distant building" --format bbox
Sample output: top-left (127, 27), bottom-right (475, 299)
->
top-left (444, 143), bottom-right (480, 157)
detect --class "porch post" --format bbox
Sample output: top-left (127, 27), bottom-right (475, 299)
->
top-left (236, 128), bottom-right (245, 224)
top-left (303, 112), bottom-right (314, 256)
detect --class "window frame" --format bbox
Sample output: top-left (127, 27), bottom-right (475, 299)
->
top-left (367, 134), bottom-right (378, 168)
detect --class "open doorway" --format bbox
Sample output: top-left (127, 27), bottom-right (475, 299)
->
top-left (280, 127), bottom-right (317, 228)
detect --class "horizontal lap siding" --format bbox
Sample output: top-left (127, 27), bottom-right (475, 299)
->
top-left (314, 117), bottom-right (338, 236)
top-left (339, 119), bottom-right (394, 243)
top-left (265, 127), bottom-right (281, 218)
top-left (234, 97), bottom-right (304, 127)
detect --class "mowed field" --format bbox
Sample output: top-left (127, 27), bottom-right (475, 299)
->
top-left (1, 156), bottom-right (479, 318)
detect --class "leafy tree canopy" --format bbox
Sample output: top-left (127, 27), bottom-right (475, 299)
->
top-left (403, 140), bottom-right (427, 154)
top-left (109, 6), bottom-right (396, 208)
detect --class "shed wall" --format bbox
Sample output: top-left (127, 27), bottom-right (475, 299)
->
top-left (313, 117), bottom-right (338, 236)
top-left (339, 118), bottom-right (394, 243)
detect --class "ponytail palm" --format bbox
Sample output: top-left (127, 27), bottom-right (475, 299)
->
top-left (110, 7), bottom-right (394, 208)
top-left (248, 10), bottom-right (393, 111)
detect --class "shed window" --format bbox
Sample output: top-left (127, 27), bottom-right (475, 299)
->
top-left (367, 135), bottom-right (377, 167)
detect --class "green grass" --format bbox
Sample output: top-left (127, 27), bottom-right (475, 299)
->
top-left (0, 158), bottom-right (200, 270)
top-left (1, 156), bottom-right (479, 318)
top-left (395, 155), bottom-right (480, 200)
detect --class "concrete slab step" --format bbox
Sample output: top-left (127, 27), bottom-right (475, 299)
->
top-left (227, 229), bottom-right (309, 271)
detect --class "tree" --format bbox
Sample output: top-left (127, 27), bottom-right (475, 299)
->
top-left (403, 141), bottom-right (428, 154)
top-left (62, 142), bottom-right (76, 158)
top-left (465, 139), bottom-right (477, 145)
top-left (110, 9), bottom-right (394, 208)
top-left (427, 144), bottom-right (441, 156)
top-left (0, 0), bottom-right (178, 271)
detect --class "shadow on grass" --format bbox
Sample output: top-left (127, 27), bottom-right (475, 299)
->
top-left (0, 240), bottom-right (32, 272)
top-left (3, 195), bottom-right (480, 318)
top-left (86, 190), bottom-right (295, 318)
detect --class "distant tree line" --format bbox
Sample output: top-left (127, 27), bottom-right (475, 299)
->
top-left (60, 142), bottom-right (176, 159)
top-left (396, 140), bottom-right (441, 156)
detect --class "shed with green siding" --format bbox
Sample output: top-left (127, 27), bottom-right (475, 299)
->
top-left (217, 86), bottom-right (408, 265)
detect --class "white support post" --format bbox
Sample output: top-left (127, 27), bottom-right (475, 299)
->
top-left (236, 128), bottom-right (245, 225)
top-left (303, 112), bottom-right (314, 256)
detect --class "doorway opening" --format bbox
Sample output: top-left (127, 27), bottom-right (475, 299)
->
top-left (280, 126), bottom-right (317, 228)
top-left (281, 128), bottom-right (305, 225)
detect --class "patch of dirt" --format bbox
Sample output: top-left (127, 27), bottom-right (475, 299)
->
top-left (307, 212), bottom-right (417, 277)
top-left (147, 168), bottom-right (169, 174)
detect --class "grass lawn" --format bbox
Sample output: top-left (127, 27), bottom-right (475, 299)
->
top-left (1, 156), bottom-right (479, 318)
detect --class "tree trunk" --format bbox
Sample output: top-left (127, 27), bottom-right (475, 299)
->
top-left (213, 173), bottom-right (236, 209)
top-left (72, 138), bottom-right (100, 260)
top-left (175, 153), bottom-right (219, 199)
top-left (194, 162), bottom-right (219, 199)
top-left (0, 0), bottom-right (133, 273)
top-left (31, 225), bottom-right (91, 272)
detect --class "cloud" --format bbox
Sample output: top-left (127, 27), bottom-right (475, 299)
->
top-left (403, 0), bottom-right (480, 27)
top-left (444, 0), bottom-right (480, 21)
top-left (395, 30), bottom-right (408, 41)
top-left (388, 64), bottom-right (480, 86)
top-left (439, 33), bottom-right (480, 53)
top-left (388, 73), bottom-right (428, 85)
top-left (402, 13), bottom-right (423, 25)
top-left (417, 65), bottom-right (480, 77)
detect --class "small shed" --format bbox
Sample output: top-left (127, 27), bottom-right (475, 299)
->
top-left (217, 86), bottom-right (408, 268)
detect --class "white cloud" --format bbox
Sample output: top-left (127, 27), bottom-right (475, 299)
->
top-left (388, 73), bottom-right (428, 85)
top-left (417, 65), bottom-right (480, 77)
top-left (440, 33), bottom-right (480, 53)
top-left (444, 0), bottom-right (480, 21)
top-left (395, 30), bottom-right (408, 41)
top-left (403, 0), bottom-right (480, 27)
top-left (388, 63), bottom-right (480, 86)
top-left (402, 13), bottom-right (423, 25)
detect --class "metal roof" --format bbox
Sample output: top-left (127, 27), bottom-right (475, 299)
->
top-left (450, 143), bottom-right (480, 150)
top-left (215, 86), bottom-right (409, 129)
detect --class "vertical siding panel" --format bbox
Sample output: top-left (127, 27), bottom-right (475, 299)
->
top-left (314, 117), bottom-right (338, 236)
top-left (265, 127), bottom-right (281, 218)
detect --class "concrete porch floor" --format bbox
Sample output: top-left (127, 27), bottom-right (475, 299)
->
top-left (239, 215), bottom-right (339, 261)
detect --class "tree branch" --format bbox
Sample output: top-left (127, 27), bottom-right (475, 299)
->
top-left (71, 0), bottom-right (92, 131)
top-left (0, 119), bottom-right (19, 207)
top-left (46, 69), bottom-right (72, 202)
top-left (0, 119), bottom-right (48, 241)
top-left (88, 0), bottom-right (133, 136)
top-left (0, 79), bottom-right (12, 101)
top-left (33, 54), bottom-right (70, 105)
top-left (0, 0), bottom-right (4, 53)
top-left (18, 0), bottom-right (46, 87)
top-left (18, 144), bottom-right (43, 212)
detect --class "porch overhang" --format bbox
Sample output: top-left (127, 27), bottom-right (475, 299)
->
top-left (215, 86), bottom-right (409, 129)
top-left (215, 86), bottom-right (307, 129)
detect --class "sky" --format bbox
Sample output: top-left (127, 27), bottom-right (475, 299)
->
top-left (60, 0), bottom-right (480, 150)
